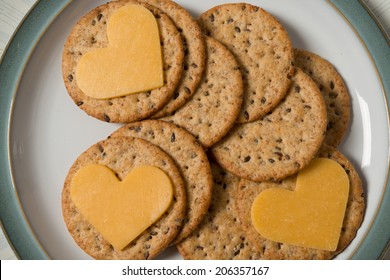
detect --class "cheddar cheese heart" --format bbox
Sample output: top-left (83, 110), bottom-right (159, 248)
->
top-left (251, 158), bottom-right (349, 251)
top-left (75, 4), bottom-right (164, 99)
top-left (70, 164), bottom-right (173, 251)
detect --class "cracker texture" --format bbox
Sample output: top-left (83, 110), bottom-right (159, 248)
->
top-left (211, 69), bottom-right (327, 182)
top-left (198, 3), bottom-right (294, 123)
top-left (162, 36), bottom-right (243, 147)
top-left (294, 48), bottom-right (350, 147)
top-left (140, 0), bottom-right (207, 118)
top-left (177, 160), bottom-right (261, 260)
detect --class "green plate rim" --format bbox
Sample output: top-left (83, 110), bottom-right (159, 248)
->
top-left (330, 0), bottom-right (390, 260)
top-left (0, 0), bottom-right (72, 260)
top-left (0, 0), bottom-right (389, 259)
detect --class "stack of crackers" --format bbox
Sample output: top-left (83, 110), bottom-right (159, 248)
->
top-left (61, 0), bottom-right (365, 260)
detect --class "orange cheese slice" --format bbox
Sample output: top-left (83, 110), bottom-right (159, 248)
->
top-left (251, 158), bottom-right (349, 251)
top-left (75, 4), bottom-right (164, 99)
top-left (70, 164), bottom-right (173, 251)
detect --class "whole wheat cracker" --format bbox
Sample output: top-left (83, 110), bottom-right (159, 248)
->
top-left (162, 36), bottom-right (243, 148)
top-left (62, 0), bottom-right (184, 123)
top-left (62, 136), bottom-right (186, 259)
top-left (234, 146), bottom-right (365, 259)
top-left (198, 3), bottom-right (294, 123)
top-left (211, 68), bottom-right (327, 182)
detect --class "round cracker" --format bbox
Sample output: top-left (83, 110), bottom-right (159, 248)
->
top-left (162, 36), bottom-right (243, 148)
top-left (211, 68), bottom-right (327, 182)
top-left (198, 3), bottom-right (294, 123)
top-left (234, 146), bottom-right (365, 259)
top-left (62, 0), bottom-right (184, 123)
top-left (139, 0), bottom-right (206, 118)
top-left (62, 136), bottom-right (186, 259)
top-left (294, 48), bottom-right (351, 147)
top-left (110, 120), bottom-right (213, 243)
top-left (177, 160), bottom-right (261, 260)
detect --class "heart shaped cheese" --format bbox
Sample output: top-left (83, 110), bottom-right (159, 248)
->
top-left (251, 158), bottom-right (349, 251)
top-left (70, 164), bottom-right (173, 251)
top-left (75, 4), bottom-right (164, 99)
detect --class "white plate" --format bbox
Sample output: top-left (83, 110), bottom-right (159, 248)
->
top-left (7, 0), bottom-right (389, 259)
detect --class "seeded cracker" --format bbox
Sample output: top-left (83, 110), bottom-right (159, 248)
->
top-left (62, 0), bottom-right (184, 123)
top-left (234, 146), bottom-right (365, 259)
top-left (198, 3), bottom-right (294, 123)
top-left (294, 48), bottom-right (351, 147)
top-left (177, 160), bottom-right (261, 260)
top-left (62, 136), bottom-right (186, 259)
top-left (211, 69), bottom-right (327, 182)
top-left (138, 0), bottom-right (207, 118)
top-left (111, 120), bottom-right (213, 243)
top-left (162, 36), bottom-right (243, 148)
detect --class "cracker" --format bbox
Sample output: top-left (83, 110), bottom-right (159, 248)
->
top-left (234, 146), bottom-right (365, 259)
top-left (177, 160), bottom-right (261, 260)
top-left (294, 48), bottom-right (350, 147)
top-left (211, 68), bottom-right (327, 182)
top-left (198, 3), bottom-right (294, 123)
top-left (110, 120), bottom-right (213, 243)
top-left (62, 0), bottom-right (184, 123)
top-left (62, 136), bottom-right (186, 259)
top-left (139, 0), bottom-right (206, 118)
top-left (162, 36), bottom-right (243, 148)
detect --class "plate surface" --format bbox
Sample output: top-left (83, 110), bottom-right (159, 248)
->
top-left (1, 0), bottom-right (389, 259)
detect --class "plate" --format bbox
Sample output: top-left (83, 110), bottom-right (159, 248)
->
top-left (0, 0), bottom-right (389, 260)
